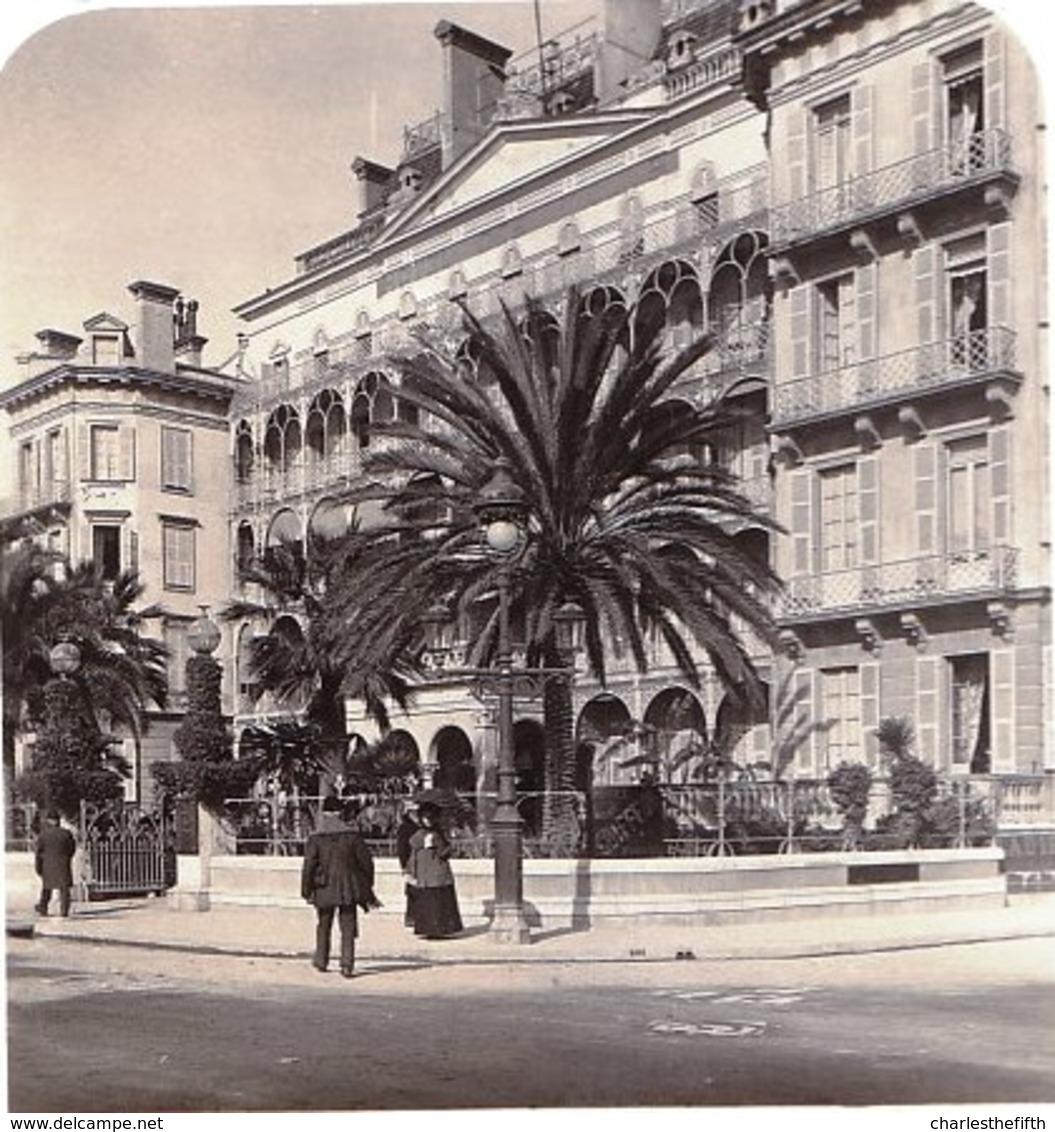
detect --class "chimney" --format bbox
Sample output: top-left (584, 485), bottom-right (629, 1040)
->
top-left (351, 157), bottom-right (394, 218)
top-left (128, 280), bottom-right (179, 372)
top-left (173, 298), bottom-right (208, 368)
top-left (595, 0), bottom-right (663, 104)
top-left (33, 329), bottom-right (82, 361)
top-left (433, 21), bottom-right (512, 168)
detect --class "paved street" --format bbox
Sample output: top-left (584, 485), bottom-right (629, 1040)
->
top-left (7, 934), bottom-right (1053, 1111)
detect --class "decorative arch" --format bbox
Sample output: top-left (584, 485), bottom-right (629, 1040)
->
top-left (708, 231), bottom-right (772, 368)
top-left (643, 687), bottom-right (708, 783)
top-left (263, 403), bottom-right (302, 472)
top-left (265, 508), bottom-right (303, 564)
top-left (234, 420), bottom-right (255, 483)
top-left (431, 726), bottom-right (475, 793)
top-left (351, 371), bottom-right (394, 449)
top-left (576, 694), bottom-right (635, 786)
top-left (309, 497), bottom-right (354, 541)
top-left (305, 387), bottom-right (348, 467)
top-left (635, 258), bottom-right (704, 351)
top-left (235, 522), bottom-right (256, 574)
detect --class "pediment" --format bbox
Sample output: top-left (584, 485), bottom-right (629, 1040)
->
top-left (385, 112), bottom-right (648, 238)
top-left (82, 312), bottom-right (129, 333)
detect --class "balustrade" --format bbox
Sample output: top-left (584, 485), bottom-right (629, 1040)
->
top-left (781, 545), bottom-right (1019, 619)
top-left (772, 128), bottom-right (1015, 246)
top-left (772, 326), bottom-right (1017, 426)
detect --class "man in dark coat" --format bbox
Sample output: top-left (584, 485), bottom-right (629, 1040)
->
top-left (301, 796), bottom-right (379, 978)
top-left (35, 810), bottom-right (76, 917)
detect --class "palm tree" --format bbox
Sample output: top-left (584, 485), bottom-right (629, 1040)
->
top-left (2, 544), bottom-right (168, 795)
top-left (222, 533), bottom-right (418, 782)
top-left (329, 286), bottom-right (783, 851)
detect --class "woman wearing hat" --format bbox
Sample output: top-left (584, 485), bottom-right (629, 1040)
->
top-left (407, 801), bottom-right (463, 939)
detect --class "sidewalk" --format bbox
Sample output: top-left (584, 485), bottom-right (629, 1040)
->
top-left (20, 892), bottom-right (1055, 966)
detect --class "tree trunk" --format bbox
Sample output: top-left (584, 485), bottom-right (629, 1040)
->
top-left (542, 671), bottom-right (580, 856)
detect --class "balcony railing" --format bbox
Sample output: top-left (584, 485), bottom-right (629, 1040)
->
top-left (8, 481), bottom-right (72, 515)
top-left (772, 128), bottom-right (1015, 246)
top-left (772, 326), bottom-right (1017, 426)
top-left (780, 545), bottom-right (1018, 619)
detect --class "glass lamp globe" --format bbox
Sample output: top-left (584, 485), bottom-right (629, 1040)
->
top-left (49, 640), bottom-right (81, 676)
top-left (485, 518), bottom-right (522, 555)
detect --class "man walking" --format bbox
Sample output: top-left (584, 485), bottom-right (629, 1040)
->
top-left (301, 796), bottom-right (379, 978)
top-left (35, 810), bottom-right (76, 917)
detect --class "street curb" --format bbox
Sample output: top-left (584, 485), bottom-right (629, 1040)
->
top-left (26, 922), bottom-right (1055, 966)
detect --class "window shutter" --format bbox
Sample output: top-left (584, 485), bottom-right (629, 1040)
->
top-left (786, 107), bottom-right (808, 203)
top-left (913, 244), bottom-right (937, 347)
top-left (916, 655), bottom-right (941, 766)
top-left (185, 431), bottom-right (194, 493)
top-left (990, 647), bottom-right (1015, 772)
top-left (790, 468), bottom-right (813, 577)
top-left (78, 424), bottom-right (90, 481)
top-left (852, 83), bottom-right (874, 179)
top-left (914, 441), bottom-right (938, 556)
top-left (990, 424), bottom-right (1011, 545)
top-left (789, 284), bottom-right (810, 379)
top-left (987, 221), bottom-right (1012, 330)
top-left (860, 661), bottom-right (880, 765)
top-left (119, 426), bottom-right (136, 481)
top-left (911, 61), bottom-right (936, 156)
top-left (984, 29), bottom-right (1006, 130)
top-left (858, 454), bottom-right (880, 565)
top-left (794, 667), bottom-right (816, 775)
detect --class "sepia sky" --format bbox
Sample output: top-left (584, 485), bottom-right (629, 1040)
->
top-left (0, 0), bottom-right (1044, 381)
top-left (0, 0), bottom-right (597, 376)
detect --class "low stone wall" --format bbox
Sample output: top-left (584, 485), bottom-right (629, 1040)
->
top-left (6, 847), bottom-right (1006, 929)
top-left (196, 847), bottom-right (1006, 927)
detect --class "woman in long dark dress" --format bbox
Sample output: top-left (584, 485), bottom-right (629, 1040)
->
top-left (407, 802), bottom-right (463, 939)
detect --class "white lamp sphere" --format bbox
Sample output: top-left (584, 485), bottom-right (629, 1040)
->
top-left (486, 518), bottom-right (521, 554)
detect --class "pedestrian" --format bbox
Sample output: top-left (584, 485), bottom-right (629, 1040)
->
top-left (34, 810), bottom-right (76, 917)
top-left (301, 796), bottom-right (380, 978)
top-left (407, 801), bottom-right (463, 939)
top-left (395, 800), bottom-right (420, 929)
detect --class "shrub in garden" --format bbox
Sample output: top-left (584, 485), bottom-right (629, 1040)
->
top-left (826, 761), bottom-right (873, 848)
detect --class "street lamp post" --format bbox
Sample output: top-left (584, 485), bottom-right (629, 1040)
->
top-left (474, 459), bottom-right (530, 944)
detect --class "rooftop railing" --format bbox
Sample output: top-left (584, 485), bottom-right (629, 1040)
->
top-left (772, 128), bottom-right (1015, 247)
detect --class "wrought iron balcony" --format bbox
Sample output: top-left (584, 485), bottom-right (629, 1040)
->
top-left (9, 480), bottom-right (72, 514)
top-left (771, 326), bottom-right (1018, 427)
top-left (772, 128), bottom-right (1016, 248)
top-left (780, 545), bottom-right (1019, 621)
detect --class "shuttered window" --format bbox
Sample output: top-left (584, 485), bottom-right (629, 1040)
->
top-left (162, 523), bottom-right (196, 591)
top-left (161, 427), bottom-right (193, 493)
top-left (821, 667), bottom-right (862, 768)
top-left (946, 436), bottom-right (990, 554)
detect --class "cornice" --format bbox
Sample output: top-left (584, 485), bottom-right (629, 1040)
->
top-left (0, 363), bottom-right (240, 412)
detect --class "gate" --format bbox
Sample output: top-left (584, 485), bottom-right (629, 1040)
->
top-left (79, 801), bottom-right (174, 898)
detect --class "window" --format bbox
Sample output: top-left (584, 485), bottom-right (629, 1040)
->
top-left (944, 43), bottom-right (984, 171)
top-left (819, 463), bottom-right (859, 574)
top-left (92, 335), bottom-right (120, 365)
top-left (19, 441), bottom-right (36, 502)
top-left (164, 621), bottom-right (190, 697)
top-left (161, 427), bottom-right (193, 492)
top-left (92, 525), bottom-right (121, 581)
top-left (950, 653), bottom-right (991, 772)
top-left (45, 430), bottom-right (64, 494)
top-left (815, 274), bottom-right (855, 373)
top-left (946, 436), bottom-right (990, 554)
top-left (162, 523), bottom-right (196, 591)
top-left (821, 667), bottom-right (862, 768)
top-left (946, 235), bottom-right (987, 367)
top-left (812, 95), bottom-right (851, 192)
top-left (90, 425), bottom-right (122, 481)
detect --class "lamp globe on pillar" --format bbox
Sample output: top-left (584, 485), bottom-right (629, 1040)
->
top-left (187, 606), bottom-right (221, 656)
top-left (472, 457), bottom-right (530, 943)
top-left (49, 638), bottom-right (82, 679)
